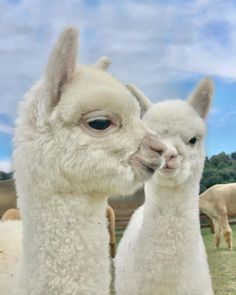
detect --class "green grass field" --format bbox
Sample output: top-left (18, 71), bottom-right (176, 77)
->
top-left (202, 224), bottom-right (236, 295)
top-left (112, 225), bottom-right (236, 294)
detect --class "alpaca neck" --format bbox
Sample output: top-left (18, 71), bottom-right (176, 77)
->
top-left (145, 176), bottom-right (199, 212)
top-left (19, 193), bottom-right (110, 295)
top-left (143, 177), bottom-right (200, 238)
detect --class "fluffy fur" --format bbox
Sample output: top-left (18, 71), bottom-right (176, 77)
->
top-left (200, 183), bottom-right (236, 250)
top-left (115, 78), bottom-right (214, 295)
top-left (0, 28), bottom-right (165, 295)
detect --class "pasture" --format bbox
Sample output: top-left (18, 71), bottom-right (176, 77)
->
top-left (202, 224), bottom-right (236, 295)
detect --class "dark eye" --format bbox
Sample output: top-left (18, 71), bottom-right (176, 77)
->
top-left (189, 137), bottom-right (197, 145)
top-left (88, 119), bottom-right (112, 130)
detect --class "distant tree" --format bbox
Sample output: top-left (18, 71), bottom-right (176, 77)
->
top-left (231, 152), bottom-right (236, 160)
top-left (0, 171), bottom-right (13, 180)
top-left (200, 151), bottom-right (236, 193)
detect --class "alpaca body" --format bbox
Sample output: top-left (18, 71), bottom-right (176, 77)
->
top-left (0, 198), bottom-right (110, 295)
top-left (17, 194), bottom-right (109, 295)
top-left (116, 183), bottom-right (212, 295)
top-left (116, 79), bottom-right (214, 295)
top-left (200, 183), bottom-right (236, 250)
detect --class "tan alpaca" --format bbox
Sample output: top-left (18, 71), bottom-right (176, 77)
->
top-left (1, 209), bottom-right (20, 222)
top-left (106, 206), bottom-right (116, 258)
top-left (200, 183), bottom-right (236, 250)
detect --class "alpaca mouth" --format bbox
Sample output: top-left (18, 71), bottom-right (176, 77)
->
top-left (142, 164), bottom-right (155, 174)
top-left (130, 157), bottom-right (163, 181)
top-left (164, 164), bottom-right (176, 170)
top-left (160, 163), bottom-right (178, 174)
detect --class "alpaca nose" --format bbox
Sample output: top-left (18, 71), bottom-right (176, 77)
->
top-left (145, 133), bottom-right (167, 157)
top-left (163, 146), bottom-right (178, 162)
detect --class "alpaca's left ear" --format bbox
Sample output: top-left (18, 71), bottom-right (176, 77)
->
top-left (45, 27), bottom-right (78, 113)
top-left (188, 78), bottom-right (214, 119)
top-left (127, 84), bottom-right (152, 118)
top-left (94, 56), bottom-right (111, 70)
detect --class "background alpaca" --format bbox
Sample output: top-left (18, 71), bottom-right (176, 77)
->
top-left (106, 205), bottom-right (116, 258)
top-left (115, 78), bottom-right (214, 295)
top-left (0, 27), bottom-right (165, 295)
top-left (1, 209), bottom-right (20, 222)
top-left (200, 183), bottom-right (236, 250)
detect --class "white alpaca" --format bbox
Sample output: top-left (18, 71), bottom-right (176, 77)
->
top-left (0, 28), bottom-right (166, 295)
top-left (115, 78), bottom-right (214, 295)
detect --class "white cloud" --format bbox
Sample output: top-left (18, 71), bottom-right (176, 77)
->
top-left (1, 0), bottom-right (236, 119)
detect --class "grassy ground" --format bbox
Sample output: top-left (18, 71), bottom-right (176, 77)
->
top-left (112, 225), bottom-right (236, 294)
top-left (202, 224), bottom-right (236, 295)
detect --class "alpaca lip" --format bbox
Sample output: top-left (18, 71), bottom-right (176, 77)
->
top-left (165, 165), bottom-right (174, 169)
top-left (142, 164), bottom-right (155, 174)
top-left (141, 157), bottom-right (163, 175)
top-left (161, 163), bottom-right (177, 172)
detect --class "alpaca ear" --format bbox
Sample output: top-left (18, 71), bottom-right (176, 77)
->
top-left (94, 56), bottom-right (111, 70)
top-left (188, 78), bottom-right (214, 119)
top-left (45, 27), bottom-right (78, 113)
top-left (126, 84), bottom-right (152, 118)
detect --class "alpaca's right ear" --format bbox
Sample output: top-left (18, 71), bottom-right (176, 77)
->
top-left (188, 78), bottom-right (214, 119)
top-left (126, 84), bottom-right (152, 118)
top-left (44, 27), bottom-right (78, 114)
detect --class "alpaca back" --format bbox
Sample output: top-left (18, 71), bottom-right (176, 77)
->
top-left (0, 220), bottom-right (22, 295)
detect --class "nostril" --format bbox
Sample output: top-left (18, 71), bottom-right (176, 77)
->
top-left (162, 147), bottom-right (178, 162)
top-left (143, 134), bottom-right (167, 157)
top-left (156, 149), bottom-right (164, 156)
top-left (150, 146), bottom-right (166, 157)
top-left (150, 143), bottom-right (167, 156)
top-left (170, 154), bottom-right (176, 160)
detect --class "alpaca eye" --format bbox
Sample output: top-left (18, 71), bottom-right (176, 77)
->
top-left (88, 119), bottom-right (112, 130)
top-left (189, 137), bottom-right (197, 145)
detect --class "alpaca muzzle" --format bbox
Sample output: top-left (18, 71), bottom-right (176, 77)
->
top-left (130, 133), bottom-right (166, 180)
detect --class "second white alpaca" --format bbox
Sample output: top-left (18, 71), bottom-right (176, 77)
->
top-left (115, 79), bottom-right (214, 295)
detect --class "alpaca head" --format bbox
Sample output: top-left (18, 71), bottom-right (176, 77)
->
top-left (14, 28), bottom-right (166, 198)
top-left (128, 78), bottom-right (213, 187)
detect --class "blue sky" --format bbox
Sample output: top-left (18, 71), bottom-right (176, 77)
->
top-left (0, 0), bottom-right (236, 171)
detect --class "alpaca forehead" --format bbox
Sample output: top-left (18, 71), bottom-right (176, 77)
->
top-left (143, 100), bottom-right (205, 138)
top-left (59, 67), bottom-right (140, 120)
